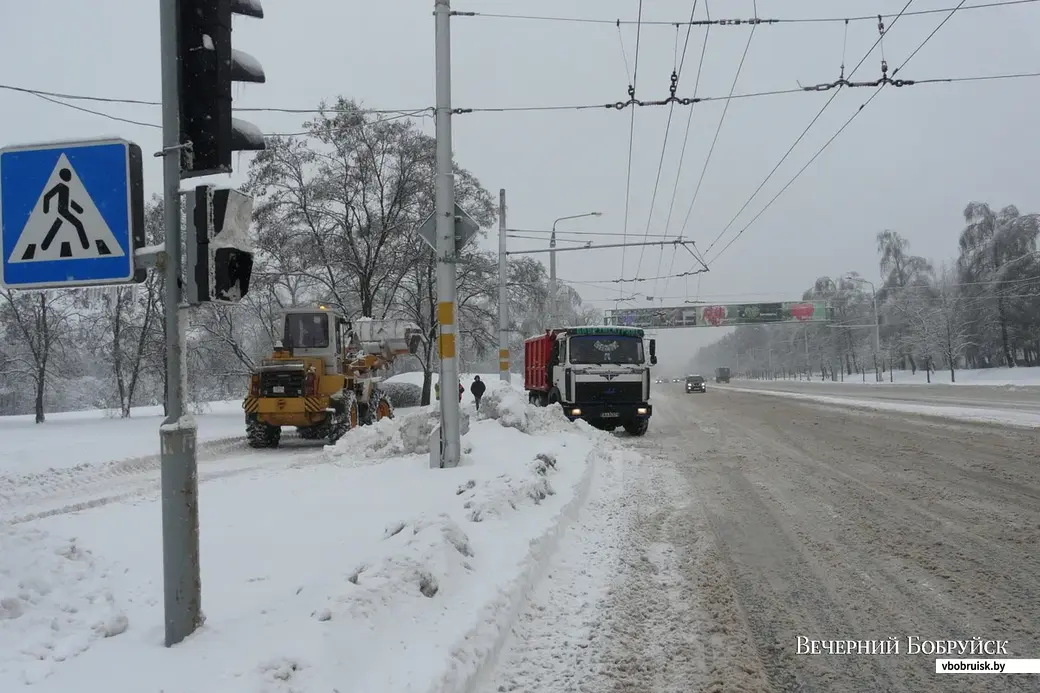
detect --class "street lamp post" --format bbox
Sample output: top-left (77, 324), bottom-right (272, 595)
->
top-left (844, 275), bottom-right (880, 381)
top-left (548, 212), bottom-right (602, 323)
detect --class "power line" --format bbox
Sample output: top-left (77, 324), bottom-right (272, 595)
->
top-left (0, 83), bottom-right (431, 116)
top-left (672, 1), bottom-right (759, 272)
top-left (5, 85), bottom-right (434, 137)
top-left (708, 1), bottom-right (972, 267)
top-left (508, 228), bottom-right (675, 238)
top-left (702, 1), bottom-right (916, 260)
top-left (454, 0), bottom-right (1039, 27)
top-left (14, 71), bottom-right (1033, 125)
top-left (658, 0), bottom-right (713, 302)
top-left (619, 0), bottom-right (646, 295)
top-left (634, 1), bottom-right (701, 294)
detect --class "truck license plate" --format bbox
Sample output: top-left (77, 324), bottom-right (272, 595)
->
top-left (273, 385), bottom-right (285, 394)
top-left (601, 412), bottom-right (619, 418)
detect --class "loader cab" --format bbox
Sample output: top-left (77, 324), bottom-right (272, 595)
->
top-left (281, 306), bottom-right (348, 371)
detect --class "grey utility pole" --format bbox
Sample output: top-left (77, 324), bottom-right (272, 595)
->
top-left (158, 0), bottom-right (202, 646)
top-left (434, 0), bottom-right (461, 468)
top-left (548, 212), bottom-right (601, 324)
top-left (498, 189), bottom-right (509, 382)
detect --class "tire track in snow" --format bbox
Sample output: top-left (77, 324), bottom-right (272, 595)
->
top-left (474, 440), bottom-right (632, 692)
top-left (478, 394), bottom-right (772, 693)
top-left (0, 434), bottom-right (325, 525)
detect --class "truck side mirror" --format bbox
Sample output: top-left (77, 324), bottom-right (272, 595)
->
top-left (648, 339), bottom-right (657, 365)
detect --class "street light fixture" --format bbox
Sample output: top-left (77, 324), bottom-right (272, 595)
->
top-left (843, 274), bottom-right (882, 381)
top-left (549, 212), bottom-right (603, 323)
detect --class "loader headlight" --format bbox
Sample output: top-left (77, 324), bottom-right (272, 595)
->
top-left (570, 408), bottom-right (582, 416)
top-left (637, 407), bottom-right (648, 414)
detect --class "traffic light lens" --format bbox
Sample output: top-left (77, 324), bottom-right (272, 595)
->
top-left (214, 247), bottom-right (253, 301)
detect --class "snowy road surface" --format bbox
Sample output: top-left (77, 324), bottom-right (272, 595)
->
top-left (482, 387), bottom-right (1040, 692)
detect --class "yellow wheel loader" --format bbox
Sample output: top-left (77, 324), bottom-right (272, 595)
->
top-left (242, 305), bottom-right (422, 448)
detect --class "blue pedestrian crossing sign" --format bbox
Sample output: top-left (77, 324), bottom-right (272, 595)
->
top-left (0, 137), bottom-right (146, 290)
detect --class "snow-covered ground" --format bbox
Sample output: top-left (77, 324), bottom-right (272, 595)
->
top-left (0, 377), bottom-right (634, 693)
top-left (0, 401), bottom-right (245, 477)
top-left (749, 364), bottom-right (1040, 387)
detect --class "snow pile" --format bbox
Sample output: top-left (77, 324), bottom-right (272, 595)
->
top-left (317, 513), bottom-right (474, 623)
top-left (477, 381), bottom-right (583, 435)
top-left (0, 526), bottom-right (128, 685)
top-left (458, 453), bottom-right (557, 523)
top-left (321, 406), bottom-right (472, 465)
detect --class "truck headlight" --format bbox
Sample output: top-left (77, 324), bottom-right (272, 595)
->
top-left (570, 408), bottom-right (582, 416)
top-left (637, 407), bottom-right (648, 414)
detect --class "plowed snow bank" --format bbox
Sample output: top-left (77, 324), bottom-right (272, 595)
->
top-left (1, 382), bottom-right (632, 693)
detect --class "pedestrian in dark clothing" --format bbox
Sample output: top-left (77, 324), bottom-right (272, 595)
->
top-left (470, 375), bottom-right (486, 410)
top-left (458, 382), bottom-right (464, 402)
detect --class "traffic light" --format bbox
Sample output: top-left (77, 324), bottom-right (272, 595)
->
top-left (186, 185), bottom-right (255, 304)
top-left (177, 0), bottom-right (266, 178)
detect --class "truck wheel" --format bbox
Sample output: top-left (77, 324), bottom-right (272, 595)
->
top-left (247, 416), bottom-right (281, 448)
top-left (328, 391), bottom-right (360, 444)
top-left (623, 418), bottom-right (649, 437)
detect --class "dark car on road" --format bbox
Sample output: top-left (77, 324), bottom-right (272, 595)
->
top-left (685, 374), bottom-right (706, 393)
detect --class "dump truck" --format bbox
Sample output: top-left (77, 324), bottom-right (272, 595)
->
top-left (243, 305), bottom-right (422, 448)
top-left (524, 325), bottom-right (657, 436)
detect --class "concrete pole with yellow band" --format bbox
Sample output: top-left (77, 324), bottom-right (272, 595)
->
top-left (434, 0), bottom-right (461, 467)
top-left (498, 189), bottom-right (510, 382)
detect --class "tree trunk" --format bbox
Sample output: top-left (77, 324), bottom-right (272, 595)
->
top-left (34, 368), bottom-right (46, 424)
top-left (997, 294), bottom-right (1015, 367)
top-left (421, 368), bottom-right (433, 406)
top-left (112, 289), bottom-right (128, 416)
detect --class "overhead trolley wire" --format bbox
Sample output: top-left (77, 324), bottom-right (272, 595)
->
top-left (707, 0), bottom-right (972, 267)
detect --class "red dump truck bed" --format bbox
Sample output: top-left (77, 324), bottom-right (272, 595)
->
top-left (524, 332), bottom-right (556, 392)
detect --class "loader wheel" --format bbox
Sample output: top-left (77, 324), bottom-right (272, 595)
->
top-left (362, 389), bottom-right (395, 426)
top-left (247, 416), bottom-right (281, 448)
top-left (622, 418), bottom-right (649, 437)
top-left (328, 391), bottom-right (360, 445)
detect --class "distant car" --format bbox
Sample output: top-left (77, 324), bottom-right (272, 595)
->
top-left (685, 374), bottom-right (706, 393)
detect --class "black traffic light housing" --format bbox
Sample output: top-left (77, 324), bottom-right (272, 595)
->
top-left (177, 0), bottom-right (266, 178)
top-left (186, 185), bottom-right (255, 304)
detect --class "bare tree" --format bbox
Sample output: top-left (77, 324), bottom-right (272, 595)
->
top-left (0, 290), bottom-right (78, 422)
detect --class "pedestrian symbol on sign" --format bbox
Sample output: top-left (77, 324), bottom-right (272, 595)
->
top-left (7, 153), bottom-right (125, 263)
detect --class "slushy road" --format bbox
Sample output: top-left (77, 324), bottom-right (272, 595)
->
top-left (484, 385), bottom-right (1040, 692)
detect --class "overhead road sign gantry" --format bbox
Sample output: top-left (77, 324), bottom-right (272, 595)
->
top-left (0, 137), bottom-right (146, 290)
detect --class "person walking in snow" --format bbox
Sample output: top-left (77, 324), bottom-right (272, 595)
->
top-left (470, 375), bottom-right (486, 411)
top-left (434, 381), bottom-right (441, 400)
top-left (458, 382), bottom-right (465, 402)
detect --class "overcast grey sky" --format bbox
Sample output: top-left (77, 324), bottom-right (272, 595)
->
top-left (2, 0), bottom-right (1037, 363)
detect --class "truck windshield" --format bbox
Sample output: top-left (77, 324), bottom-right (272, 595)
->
top-left (285, 313), bottom-right (330, 349)
top-left (568, 335), bottom-right (644, 365)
